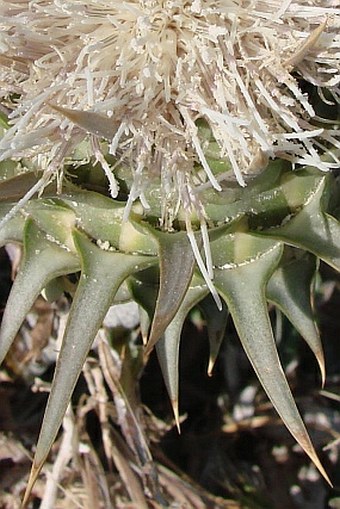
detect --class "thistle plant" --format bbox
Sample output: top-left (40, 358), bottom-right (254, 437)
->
top-left (0, 0), bottom-right (339, 504)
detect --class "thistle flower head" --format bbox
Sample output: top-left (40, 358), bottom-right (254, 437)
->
top-left (1, 6), bottom-right (340, 486)
top-left (0, 0), bottom-right (339, 227)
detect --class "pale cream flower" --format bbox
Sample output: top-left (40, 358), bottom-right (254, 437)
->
top-left (0, 0), bottom-right (339, 229)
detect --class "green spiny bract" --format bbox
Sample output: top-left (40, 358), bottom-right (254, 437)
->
top-left (0, 143), bottom-right (339, 496)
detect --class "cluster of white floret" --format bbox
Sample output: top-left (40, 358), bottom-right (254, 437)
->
top-left (0, 0), bottom-right (339, 227)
